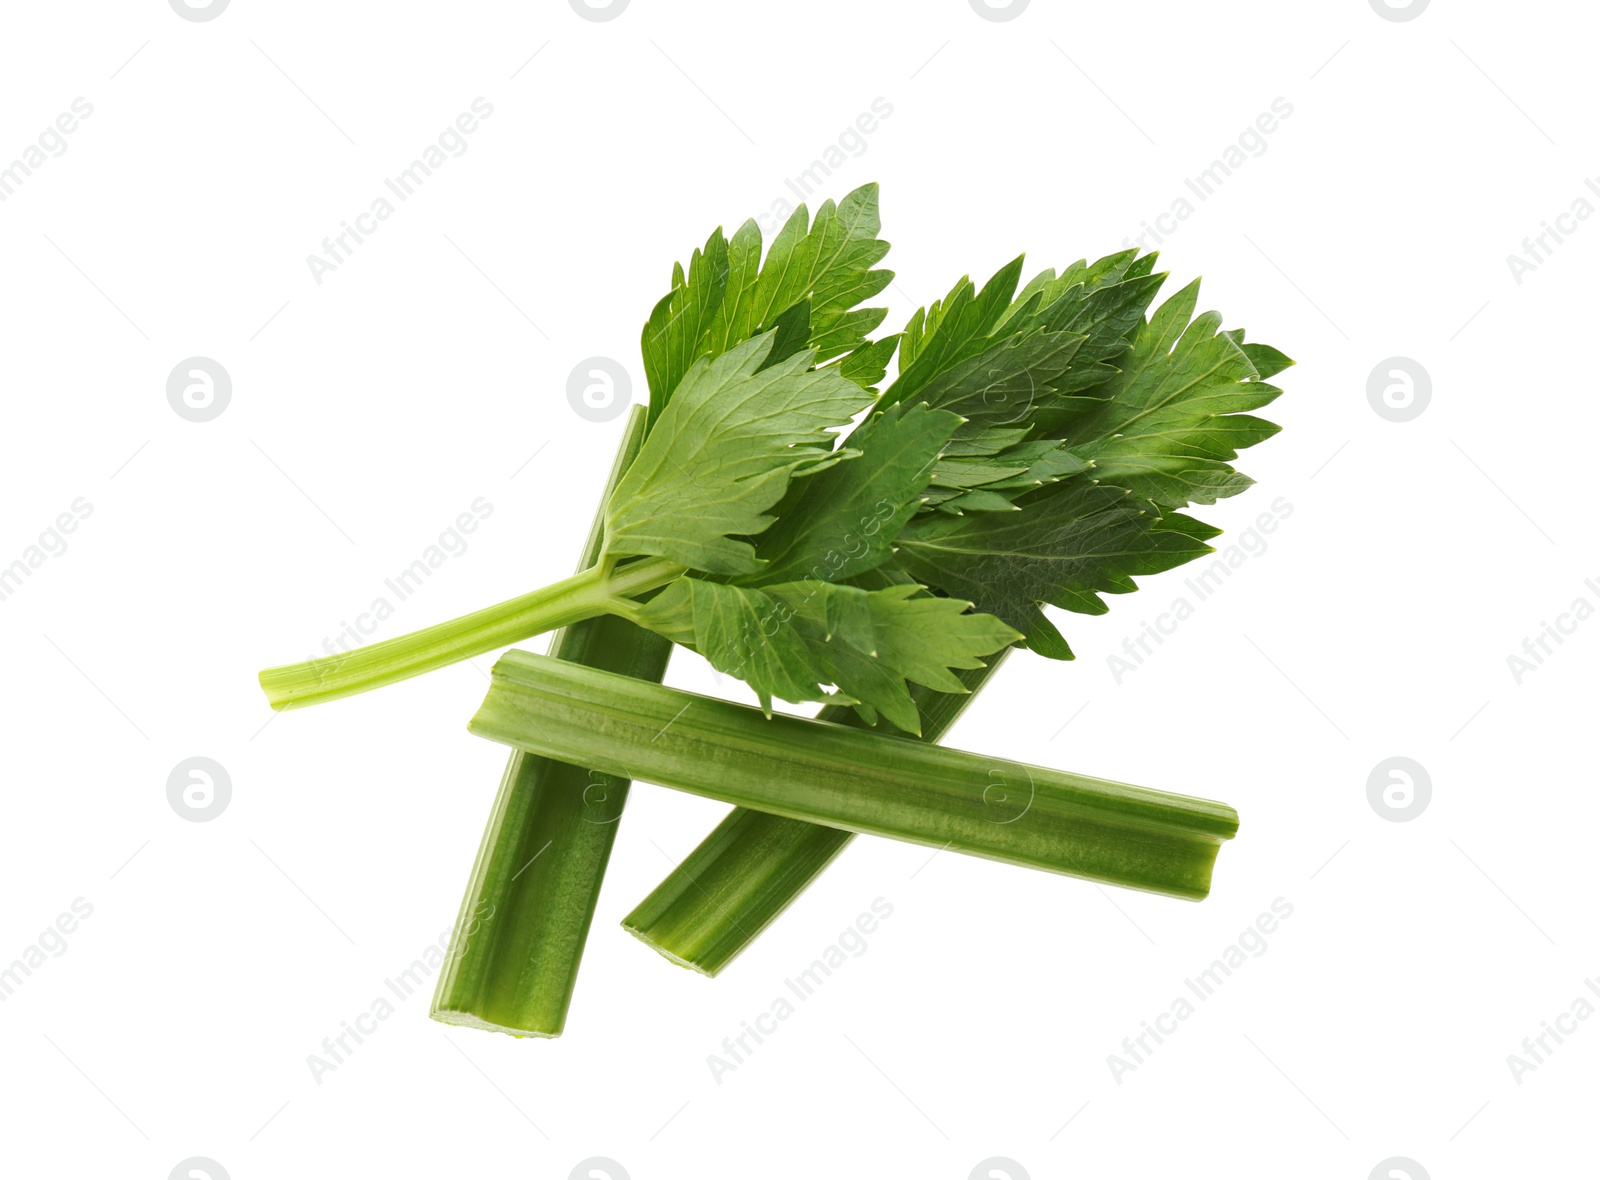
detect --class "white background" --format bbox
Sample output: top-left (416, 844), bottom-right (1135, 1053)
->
top-left (1, 1), bottom-right (1592, 1177)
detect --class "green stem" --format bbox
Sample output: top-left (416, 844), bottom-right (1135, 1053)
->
top-left (431, 406), bottom-right (673, 1038)
top-left (470, 650), bottom-right (1238, 906)
top-left (622, 656), bottom-right (1008, 975)
top-left (258, 554), bottom-right (683, 710)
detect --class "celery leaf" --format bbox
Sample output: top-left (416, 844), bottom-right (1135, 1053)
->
top-left (604, 333), bottom-right (874, 576)
top-left (634, 578), bottom-right (1019, 732)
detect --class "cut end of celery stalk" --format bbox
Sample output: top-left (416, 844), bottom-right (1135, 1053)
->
top-left (618, 922), bottom-right (720, 978)
top-left (620, 807), bottom-right (857, 977)
top-left (429, 1006), bottom-right (561, 1039)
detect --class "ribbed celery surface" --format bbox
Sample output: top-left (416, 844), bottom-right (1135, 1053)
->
top-left (470, 651), bottom-right (1238, 918)
top-left (431, 408), bottom-right (670, 1037)
top-left (620, 658), bottom-right (1007, 975)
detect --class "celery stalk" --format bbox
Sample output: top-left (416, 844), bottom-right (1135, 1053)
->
top-left (260, 553), bottom-right (681, 711)
top-left (469, 651), bottom-right (1238, 911)
top-left (621, 657), bottom-right (1007, 975)
top-left (431, 407), bottom-right (671, 1037)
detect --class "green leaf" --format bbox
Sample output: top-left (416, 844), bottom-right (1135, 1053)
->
top-left (890, 256), bottom-right (1025, 400)
top-left (939, 489), bottom-right (1022, 513)
top-left (1241, 340), bottom-right (1294, 380)
top-left (764, 298), bottom-right (814, 369)
top-left (633, 578), bottom-right (1018, 733)
top-left (641, 231), bottom-right (730, 427)
top-left (706, 217), bottom-right (764, 352)
top-left (774, 580), bottom-right (1020, 733)
top-left (1024, 267), bottom-right (1170, 433)
top-left (928, 455), bottom-right (1033, 490)
top-left (640, 184), bottom-right (892, 423)
top-left (919, 439), bottom-right (1091, 513)
top-left (746, 402), bottom-right (961, 585)
top-left (880, 249), bottom-right (1174, 513)
top-left (835, 582), bottom-right (1018, 694)
top-left (629, 577), bottom-right (822, 709)
top-left (942, 426), bottom-right (1031, 457)
top-left (919, 438), bottom-right (1092, 514)
top-left (973, 440), bottom-right (1093, 490)
top-left (894, 249), bottom-right (1163, 422)
top-left (891, 480), bottom-right (1216, 658)
top-left (836, 334), bottom-right (900, 392)
top-left (787, 189), bottom-right (895, 358)
top-left (1060, 280), bottom-right (1288, 508)
top-left (605, 333), bottom-right (874, 576)
top-left (913, 330), bottom-right (1091, 441)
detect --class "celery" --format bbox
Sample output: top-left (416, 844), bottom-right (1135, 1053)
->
top-left (254, 184), bottom-right (1290, 1029)
top-left (469, 650), bottom-right (1237, 912)
top-left (260, 554), bottom-right (681, 711)
top-left (431, 407), bottom-right (670, 1037)
top-left (621, 658), bottom-right (1005, 975)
